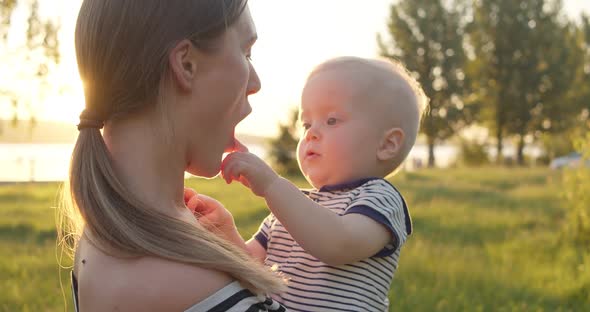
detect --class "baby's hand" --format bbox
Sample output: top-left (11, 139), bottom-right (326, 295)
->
top-left (221, 152), bottom-right (280, 197)
top-left (183, 188), bottom-right (237, 236)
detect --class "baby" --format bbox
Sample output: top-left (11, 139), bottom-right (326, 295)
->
top-left (192, 56), bottom-right (428, 311)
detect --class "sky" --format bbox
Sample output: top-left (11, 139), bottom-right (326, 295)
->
top-left (1, 0), bottom-right (589, 138)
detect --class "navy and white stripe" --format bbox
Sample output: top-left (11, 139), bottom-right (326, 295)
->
top-left (254, 178), bottom-right (411, 312)
top-left (71, 272), bottom-right (286, 312)
top-left (185, 281), bottom-right (287, 312)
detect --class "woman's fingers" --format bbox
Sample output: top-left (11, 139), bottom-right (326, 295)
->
top-left (183, 187), bottom-right (198, 205)
top-left (191, 194), bottom-right (223, 216)
top-left (186, 196), bottom-right (203, 213)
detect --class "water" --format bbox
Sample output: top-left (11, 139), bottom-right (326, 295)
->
top-left (0, 143), bottom-right (473, 182)
top-left (0, 143), bottom-right (268, 182)
top-left (0, 144), bottom-right (74, 182)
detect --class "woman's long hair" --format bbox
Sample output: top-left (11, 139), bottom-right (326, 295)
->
top-left (57, 0), bottom-right (286, 295)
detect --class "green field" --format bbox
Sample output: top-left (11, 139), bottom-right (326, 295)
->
top-left (0, 168), bottom-right (587, 311)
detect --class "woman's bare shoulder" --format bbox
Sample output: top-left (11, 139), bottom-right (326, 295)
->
top-left (76, 238), bottom-right (233, 311)
top-left (120, 256), bottom-right (234, 311)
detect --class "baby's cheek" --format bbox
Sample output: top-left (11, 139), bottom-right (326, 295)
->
top-left (296, 142), bottom-right (305, 162)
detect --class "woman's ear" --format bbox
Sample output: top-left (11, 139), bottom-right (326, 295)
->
top-left (168, 39), bottom-right (197, 91)
top-left (377, 128), bottom-right (405, 161)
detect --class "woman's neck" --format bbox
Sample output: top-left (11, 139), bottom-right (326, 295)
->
top-left (102, 115), bottom-right (188, 218)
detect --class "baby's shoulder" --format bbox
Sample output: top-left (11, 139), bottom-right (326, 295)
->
top-left (356, 178), bottom-right (402, 198)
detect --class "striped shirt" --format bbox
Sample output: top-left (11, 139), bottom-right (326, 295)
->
top-left (185, 281), bottom-right (287, 312)
top-left (254, 178), bottom-right (412, 312)
top-left (71, 272), bottom-right (287, 312)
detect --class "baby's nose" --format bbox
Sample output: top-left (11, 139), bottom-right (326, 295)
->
top-left (305, 126), bottom-right (320, 141)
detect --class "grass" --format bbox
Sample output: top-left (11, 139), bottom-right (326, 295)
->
top-left (0, 167), bottom-right (587, 311)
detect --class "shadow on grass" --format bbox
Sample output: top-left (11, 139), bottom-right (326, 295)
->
top-left (412, 216), bottom-right (512, 247)
top-left (391, 264), bottom-right (574, 311)
top-left (565, 282), bottom-right (590, 309)
top-left (0, 223), bottom-right (55, 244)
top-left (0, 194), bottom-right (28, 204)
top-left (402, 172), bottom-right (433, 183)
top-left (476, 174), bottom-right (548, 191)
top-left (404, 183), bottom-right (561, 216)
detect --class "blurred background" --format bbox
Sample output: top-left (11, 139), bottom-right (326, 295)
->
top-left (1, 0), bottom-right (589, 311)
top-left (1, 0), bottom-right (590, 180)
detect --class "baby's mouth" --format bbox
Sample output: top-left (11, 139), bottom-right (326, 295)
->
top-left (306, 151), bottom-right (320, 159)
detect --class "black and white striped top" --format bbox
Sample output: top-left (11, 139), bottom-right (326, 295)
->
top-left (71, 272), bottom-right (287, 312)
top-left (184, 281), bottom-right (287, 312)
top-left (254, 178), bottom-right (412, 312)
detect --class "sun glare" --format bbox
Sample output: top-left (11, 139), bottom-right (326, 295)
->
top-left (41, 79), bottom-right (85, 125)
top-left (3, 0), bottom-right (588, 136)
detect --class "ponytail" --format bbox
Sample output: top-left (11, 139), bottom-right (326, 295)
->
top-left (58, 128), bottom-right (286, 295)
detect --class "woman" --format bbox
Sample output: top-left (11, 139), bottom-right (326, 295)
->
top-left (58, 0), bottom-right (287, 311)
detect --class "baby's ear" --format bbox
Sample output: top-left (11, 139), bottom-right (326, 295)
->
top-left (377, 128), bottom-right (404, 161)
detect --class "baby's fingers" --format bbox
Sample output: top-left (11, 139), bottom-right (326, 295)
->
top-left (237, 175), bottom-right (251, 189)
top-left (221, 154), bottom-right (242, 184)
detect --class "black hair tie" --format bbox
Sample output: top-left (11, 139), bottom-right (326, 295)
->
top-left (77, 109), bottom-right (104, 130)
top-left (77, 118), bottom-right (104, 130)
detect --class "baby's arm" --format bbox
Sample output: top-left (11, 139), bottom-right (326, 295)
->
top-left (245, 237), bottom-right (267, 263)
top-left (222, 152), bottom-right (391, 265)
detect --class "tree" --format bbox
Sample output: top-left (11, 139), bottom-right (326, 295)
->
top-left (0, 0), bottom-right (60, 132)
top-left (511, 5), bottom-right (584, 165)
top-left (0, 0), bottom-right (18, 40)
top-left (561, 132), bottom-right (590, 245)
top-left (379, 0), bottom-right (475, 167)
top-left (574, 13), bottom-right (590, 122)
top-left (469, 0), bottom-right (584, 165)
top-left (267, 108), bottom-right (301, 176)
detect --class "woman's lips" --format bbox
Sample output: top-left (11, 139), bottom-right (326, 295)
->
top-left (224, 137), bottom-right (249, 153)
top-left (233, 139), bottom-right (249, 152)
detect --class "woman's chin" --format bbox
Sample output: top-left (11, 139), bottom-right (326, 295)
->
top-left (186, 170), bottom-right (220, 180)
top-left (186, 162), bottom-right (222, 179)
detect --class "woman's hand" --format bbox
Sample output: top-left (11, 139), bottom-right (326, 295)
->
top-left (183, 188), bottom-right (237, 238)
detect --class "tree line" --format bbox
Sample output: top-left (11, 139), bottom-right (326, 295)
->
top-left (1, 0), bottom-right (60, 135)
top-left (2, 0), bottom-right (589, 169)
top-left (379, 0), bottom-right (589, 167)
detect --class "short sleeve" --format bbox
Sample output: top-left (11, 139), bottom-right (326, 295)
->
top-left (252, 213), bottom-right (275, 250)
top-left (343, 180), bottom-right (412, 257)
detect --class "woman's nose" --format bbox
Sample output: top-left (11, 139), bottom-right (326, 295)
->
top-left (246, 63), bottom-right (261, 96)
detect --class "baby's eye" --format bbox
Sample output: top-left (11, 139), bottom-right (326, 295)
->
top-left (326, 117), bottom-right (337, 125)
top-left (301, 122), bottom-right (311, 130)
